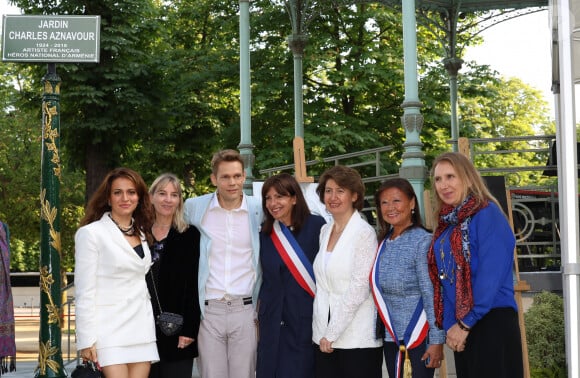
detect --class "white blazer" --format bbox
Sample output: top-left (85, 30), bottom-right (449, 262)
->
top-left (312, 210), bottom-right (382, 349)
top-left (74, 213), bottom-right (156, 351)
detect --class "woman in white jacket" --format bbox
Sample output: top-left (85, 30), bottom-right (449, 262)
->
top-left (312, 165), bottom-right (383, 378)
top-left (75, 167), bottom-right (159, 378)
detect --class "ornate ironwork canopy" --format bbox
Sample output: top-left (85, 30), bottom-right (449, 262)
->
top-left (417, 0), bottom-right (548, 12)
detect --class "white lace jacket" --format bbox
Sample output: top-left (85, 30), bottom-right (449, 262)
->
top-left (312, 210), bottom-right (382, 349)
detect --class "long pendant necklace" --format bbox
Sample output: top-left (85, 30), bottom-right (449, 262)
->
top-left (109, 214), bottom-right (136, 236)
top-left (438, 227), bottom-right (455, 284)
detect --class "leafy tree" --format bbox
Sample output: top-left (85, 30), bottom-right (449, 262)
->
top-left (10, 0), bottom-right (167, 199)
top-left (249, 2), bottom-right (450, 179)
top-left (0, 104), bottom-right (84, 272)
top-left (124, 0), bottom-right (242, 193)
top-left (0, 1), bottom-right (557, 273)
top-left (0, 109), bottom-right (42, 272)
top-left (0, 53), bottom-right (87, 272)
top-left (525, 291), bottom-right (566, 377)
top-left (247, 3), bottom-right (535, 184)
top-left (458, 70), bottom-right (555, 186)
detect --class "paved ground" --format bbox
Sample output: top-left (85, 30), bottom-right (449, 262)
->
top-left (6, 306), bottom-right (468, 378)
top-left (8, 282), bottom-right (536, 377)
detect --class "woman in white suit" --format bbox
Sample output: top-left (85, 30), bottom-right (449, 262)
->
top-left (75, 167), bottom-right (159, 378)
top-left (312, 165), bottom-right (383, 378)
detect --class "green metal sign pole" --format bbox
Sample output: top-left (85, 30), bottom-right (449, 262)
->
top-left (1, 15), bottom-right (100, 377)
top-left (35, 62), bottom-right (66, 378)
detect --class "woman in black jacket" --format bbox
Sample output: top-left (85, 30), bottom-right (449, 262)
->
top-left (148, 173), bottom-right (201, 378)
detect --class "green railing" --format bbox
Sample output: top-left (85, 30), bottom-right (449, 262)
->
top-left (260, 136), bottom-right (563, 277)
top-left (462, 135), bottom-right (561, 272)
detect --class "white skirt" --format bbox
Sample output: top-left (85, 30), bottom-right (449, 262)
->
top-left (97, 342), bottom-right (159, 367)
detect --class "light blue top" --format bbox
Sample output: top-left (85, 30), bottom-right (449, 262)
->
top-left (378, 227), bottom-right (446, 345)
top-left (183, 192), bottom-right (263, 317)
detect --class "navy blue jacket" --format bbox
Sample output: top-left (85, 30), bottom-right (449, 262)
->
top-left (256, 214), bottom-right (326, 378)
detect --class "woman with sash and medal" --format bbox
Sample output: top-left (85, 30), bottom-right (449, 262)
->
top-left (256, 173), bottom-right (326, 378)
top-left (312, 166), bottom-right (383, 378)
top-left (370, 178), bottom-right (445, 378)
top-left (428, 152), bottom-right (523, 378)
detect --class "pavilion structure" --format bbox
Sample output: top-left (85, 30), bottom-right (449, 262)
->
top-left (549, 1), bottom-right (580, 376)
top-left (265, 0), bottom-right (548, 208)
top-left (235, 0), bottom-right (578, 376)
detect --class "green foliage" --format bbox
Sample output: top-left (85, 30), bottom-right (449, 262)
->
top-left (0, 109), bottom-right (41, 272)
top-left (8, 238), bottom-right (39, 273)
top-left (458, 69), bottom-right (556, 187)
top-left (125, 0), bottom-right (242, 191)
top-left (0, 106), bottom-right (85, 272)
top-left (525, 291), bottom-right (566, 377)
top-left (249, 2), bottom-right (449, 175)
top-left (0, 57), bottom-right (85, 272)
top-left (11, 0), bottom-right (169, 196)
top-left (0, 1), bottom-right (557, 271)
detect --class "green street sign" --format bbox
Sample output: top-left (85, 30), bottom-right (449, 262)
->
top-left (2, 15), bottom-right (100, 63)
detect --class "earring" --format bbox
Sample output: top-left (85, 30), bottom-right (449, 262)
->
top-left (411, 208), bottom-right (415, 214)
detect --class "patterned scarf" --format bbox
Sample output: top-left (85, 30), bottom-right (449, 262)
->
top-left (0, 223), bottom-right (15, 375)
top-left (427, 195), bottom-right (488, 328)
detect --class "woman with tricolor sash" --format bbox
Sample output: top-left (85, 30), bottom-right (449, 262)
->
top-left (256, 173), bottom-right (326, 378)
top-left (371, 178), bottom-right (445, 378)
top-left (428, 152), bottom-right (523, 378)
top-left (311, 166), bottom-right (383, 378)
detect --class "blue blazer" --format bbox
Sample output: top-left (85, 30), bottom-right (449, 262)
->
top-left (256, 214), bottom-right (326, 378)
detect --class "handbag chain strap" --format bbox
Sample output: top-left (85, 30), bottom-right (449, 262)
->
top-left (148, 270), bottom-right (164, 313)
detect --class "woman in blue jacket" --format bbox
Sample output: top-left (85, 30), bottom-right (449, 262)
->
top-left (256, 173), bottom-right (325, 378)
top-left (428, 152), bottom-right (523, 378)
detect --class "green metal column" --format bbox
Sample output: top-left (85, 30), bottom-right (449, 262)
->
top-left (399, 0), bottom-right (427, 215)
top-left (444, 57), bottom-right (463, 152)
top-left (284, 0), bottom-right (310, 139)
top-left (439, 8), bottom-right (463, 152)
top-left (288, 33), bottom-right (308, 139)
top-left (36, 63), bottom-right (66, 378)
top-left (238, 0), bottom-right (255, 194)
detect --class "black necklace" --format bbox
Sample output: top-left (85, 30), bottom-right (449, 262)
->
top-left (109, 214), bottom-right (136, 236)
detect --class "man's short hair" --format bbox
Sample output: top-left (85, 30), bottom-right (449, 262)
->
top-left (211, 149), bottom-right (244, 175)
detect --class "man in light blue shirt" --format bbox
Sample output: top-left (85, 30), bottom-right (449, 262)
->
top-left (184, 149), bottom-right (262, 378)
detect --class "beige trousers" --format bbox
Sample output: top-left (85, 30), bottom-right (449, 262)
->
top-left (197, 298), bottom-right (257, 378)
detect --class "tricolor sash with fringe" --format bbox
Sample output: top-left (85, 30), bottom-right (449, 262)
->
top-left (371, 238), bottom-right (429, 378)
top-left (271, 221), bottom-right (316, 297)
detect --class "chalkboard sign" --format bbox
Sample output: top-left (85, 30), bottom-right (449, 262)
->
top-left (482, 175), bottom-right (509, 215)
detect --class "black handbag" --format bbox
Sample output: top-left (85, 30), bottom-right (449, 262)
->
top-left (70, 361), bottom-right (103, 378)
top-left (149, 271), bottom-right (184, 336)
top-left (156, 311), bottom-right (184, 336)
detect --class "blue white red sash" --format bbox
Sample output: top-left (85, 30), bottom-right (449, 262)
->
top-left (271, 221), bottom-right (316, 297)
top-left (370, 238), bottom-right (429, 378)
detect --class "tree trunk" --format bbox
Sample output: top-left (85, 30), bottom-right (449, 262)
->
top-left (84, 142), bottom-right (111, 203)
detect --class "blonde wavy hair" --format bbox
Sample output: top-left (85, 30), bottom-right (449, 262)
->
top-left (430, 152), bottom-right (502, 224)
top-left (149, 173), bottom-right (188, 233)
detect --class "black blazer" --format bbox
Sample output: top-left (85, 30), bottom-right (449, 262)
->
top-left (147, 226), bottom-right (201, 361)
